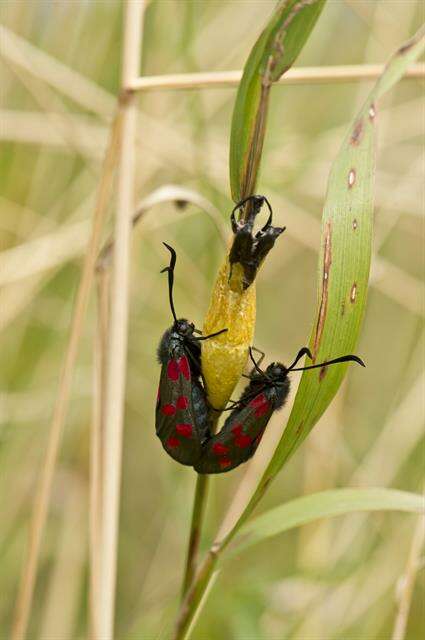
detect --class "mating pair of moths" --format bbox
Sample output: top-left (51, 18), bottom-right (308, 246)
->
top-left (156, 195), bottom-right (364, 474)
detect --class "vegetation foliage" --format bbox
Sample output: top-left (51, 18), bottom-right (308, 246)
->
top-left (0, 2), bottom-right (424, 639)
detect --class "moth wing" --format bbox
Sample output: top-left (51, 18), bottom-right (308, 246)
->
top-left (194, 390), bottom-right (274, 474)
top-left (156, 353), bottom-right (202, 466)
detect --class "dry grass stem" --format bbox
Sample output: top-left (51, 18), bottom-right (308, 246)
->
top-left (97, 184), bottom-right (227, 271)
top-left (129, 63), bottom-right (425, 92)
top-left (391, 513), bottom-right (425, 640)
top-left (90, 270), bottom-right (110, 639)
top-left (10, 111), bottom-right (122, 640)
top-left (38, 479), bottom-right (86, 640)
top-left (0, 24), bottom-right (113, 119)
top-left (98, 2), bottom-right (146, 638)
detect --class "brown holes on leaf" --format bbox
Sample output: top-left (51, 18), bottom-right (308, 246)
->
top-left (352, 218), bottom-right (358, 230)
top-left (369, 103), bottom-right (376, 122)
top-left (348, 169), bottom-right (356, 189)
top-left (341, 301), bottom-right (346, 316)
top-left (350, 119), bottom-right (363, 146)
top-left (350, 282), bottom-right (357, 303)
top-left (319, 366), bottom-right (327, 381)
top-left (313, 222), bottom-right (332, 357)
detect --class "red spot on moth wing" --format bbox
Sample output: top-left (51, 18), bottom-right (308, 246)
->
top-left (167, 437), bottom-right (180, 448)
top-left (255, 402), bottom-right (270, 417)
top-left (235, 434), bottom-right (252, 448)
top-left (231, 423), bottom-right (243, 436)
top-left (161, 403), bottom-right (176, 416)
top-left (178, 356), bottom-right (191, 380)
top-left (176, 395), bottom-right (189, 410)
top-left (249, 393), bottom-right (270, 417)
top-left (212, 442), bottom-right (230, 456)
top-left (219, 458), bottom-right (232, 469)
top-left (249, 393), bottom-right (266, 408)
top-left (167, 359), bottom-right (179, 381)
top-left (176, 423), bottom-right (193, 438)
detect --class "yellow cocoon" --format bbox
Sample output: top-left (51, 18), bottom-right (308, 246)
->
top-left (202, 259), bottom-right (256, 410)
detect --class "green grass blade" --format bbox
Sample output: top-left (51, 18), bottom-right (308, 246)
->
top-left (257, 24), bottom-right (425, 485)
top-left (229, 0), bottom-right (326, 202)
top-left (221, 25), bottom-right (425, 545)
top-left (226, 489), bottom-right (424, 559)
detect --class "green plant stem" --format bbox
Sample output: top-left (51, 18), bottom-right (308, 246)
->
top-left (181, 474), bottom-right (210, 599)
top-left (174, 492), bottom-right (259, 640)
top-left (174, 548), bottom-right (219, 640)
top-left (180, 412), bottom-right (220, 599)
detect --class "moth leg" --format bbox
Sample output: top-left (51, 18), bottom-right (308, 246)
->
top-left (250, 346), bottom-right (265, 368)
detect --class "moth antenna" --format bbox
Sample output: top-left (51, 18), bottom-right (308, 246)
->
top-left (250, 345), bottom-right (265, 367)
top-left (160, 242), bottom-right (178, 323)
top-left (290, 353), bottom-right (365, 373)
top-left (287, 347), bottom-right (313, 371)
top-left (195, 328), bottom-right (228, 341)
top-left (231, 194), bottom-right (266, 225)
top-left (249, 346), bottom-right (265, 376)
top-left (231, 194), bottom-right (260, 217)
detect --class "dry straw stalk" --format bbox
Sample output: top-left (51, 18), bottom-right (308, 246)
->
top-left (129, 63), bottom-right (424, 91)
top-left (11, 111), bottom-right (123, 640)
top-left (97, 2), bottom-right (146, 639)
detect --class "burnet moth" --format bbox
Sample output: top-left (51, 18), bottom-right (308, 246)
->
top-left (194, 347), bottom-right (365, 474)
top-left (155, 243), bottom-right (227, 466)
top-left (156, 245), bottom-right (365, 474)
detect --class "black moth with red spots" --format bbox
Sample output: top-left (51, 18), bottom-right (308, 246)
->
top-left (194, 347), bottom-right (365, 474)
top-left (155, 244), bottom-right (226, 465)
top-left (156, 244), bottom-right (365, 473)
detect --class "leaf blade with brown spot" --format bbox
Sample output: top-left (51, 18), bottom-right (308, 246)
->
top-left (222, 24), bottom-right (425, 539)
top-left (255, 23), bottom-right (425, 488)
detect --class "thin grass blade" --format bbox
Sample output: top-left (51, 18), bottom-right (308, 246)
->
top-left (257, 25), bottom-right (425, 485)
top-left (229, 0), bottom-right (327, 202)
top-left (227, 488), bottom-right (424, 558)
top-left (222, 24), bottom-right (425, 541)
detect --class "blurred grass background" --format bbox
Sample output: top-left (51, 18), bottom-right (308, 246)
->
top-left (0, 1), bottom-right (424, 639)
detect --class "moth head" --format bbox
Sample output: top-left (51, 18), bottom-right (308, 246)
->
top-left (265, 362), bottom-right (287, 381)
top-left (175, 318), bottom-right (195, 337)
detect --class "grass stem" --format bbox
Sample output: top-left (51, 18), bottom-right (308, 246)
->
top-left (128, 63), bottom-right (425, 92)
top-left (90, 269), bottom-right (110, 639)
top-left (10, 111), bottom-right (122, 640)
top-left (180, 409), bottom-right (221, 600)
top-left (181, 474), bottom-right (210, 599)
top-left (97, 2), bottom-right (146, 638)
top-left (391, 513), bottom-right (425, 640)
top-left (174, 549), bottom-right (219, 640)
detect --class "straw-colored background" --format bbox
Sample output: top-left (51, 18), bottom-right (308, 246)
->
top-left (1, 1), bottom-right (424, 638)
